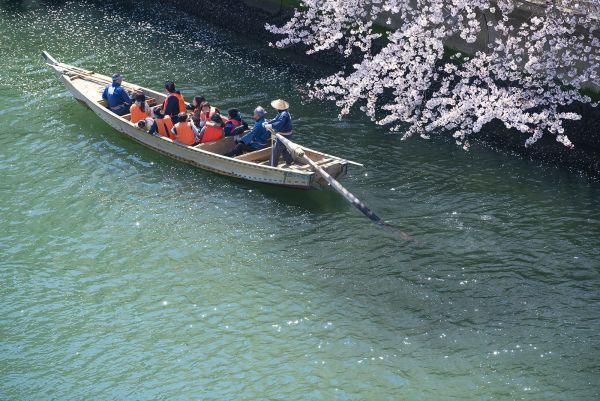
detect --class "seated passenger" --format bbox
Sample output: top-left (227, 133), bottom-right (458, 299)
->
top-left (130, 93), bottom-right (151, 125)
top-left (225, 106), bottom-right (270, 157)
top-left (188, 96), bottom-right (205, 115)
top-left (102, 73), bottom-right (132, 116)
top-left (171, 113), bottom-right (200, 146)
top-left (198, 101), bottom-right (220, 126)
top-left (148, 106), bottom-right (174, 137)
top-left (223, 109), bottom-right (248, 137)
top-left (188, 96), bottom-right (205, 128)
top-left (162, 81), bottom-right (188, 123)
top-left (198, 113), bottom-right (224, 144)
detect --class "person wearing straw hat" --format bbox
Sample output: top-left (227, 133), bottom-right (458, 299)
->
top-left (263, 99), bottom-right (293, 167)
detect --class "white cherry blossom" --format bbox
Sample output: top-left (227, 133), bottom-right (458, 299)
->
top-left (267, 0), bottom-right (600, 148)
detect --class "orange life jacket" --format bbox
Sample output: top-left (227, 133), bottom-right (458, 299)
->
top-left (130, 103), bottom-right (149, 123)
top-left (226, 118), bottom-right (241, 128)
top-left (201, 124), bottom-right (223, 143)
top-left (223, 118), bottom-right (243, 137)
top-left (163, 92), bottom-right (186, 115)
top-left (173, 121), bottom-right (196, 145)
top-left (156, 115), bottom-right (174, 137)
top-left (199, 106), bottom-right (218, 122)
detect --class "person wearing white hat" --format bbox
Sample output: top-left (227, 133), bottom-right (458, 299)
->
top-left (263, 99), bottom-right (293, 166)
top-left (225, 106), bottom-right (270, 157)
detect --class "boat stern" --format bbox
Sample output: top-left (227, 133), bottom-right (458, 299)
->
top-left (311, 160), bottom-right (348, 189)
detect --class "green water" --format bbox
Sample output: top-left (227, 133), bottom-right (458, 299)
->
top-left (1, 1), bottom-right (599, 399)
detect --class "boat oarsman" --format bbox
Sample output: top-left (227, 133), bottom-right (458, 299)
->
top-left (264, 99), bottom-right (293, 167)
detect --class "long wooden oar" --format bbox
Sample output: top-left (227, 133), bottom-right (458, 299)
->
top-left (273, 132), bottom-right (410, 239)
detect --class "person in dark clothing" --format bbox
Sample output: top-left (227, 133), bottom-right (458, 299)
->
top-left (162, 81), bottom-right (188, 123)
top-left (223, 109), bottom-right (248, 137)
top-left (148, 107), bottom-right (161, 136)
top-left (102, 74), bottom-right (132, 116)
top-left (225, 106), bottom-right (270, 157)
top-left (148, 106), bottom-right (173, 137)
top-left (264, 99), bottom-right (293, 166)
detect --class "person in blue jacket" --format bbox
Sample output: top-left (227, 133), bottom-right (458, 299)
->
top-left (224, 106), bottom-right (270, 157)
top-left (263, 99), bottom-right (293, 166)
top-left (102, 74), bottom-right (131, 116)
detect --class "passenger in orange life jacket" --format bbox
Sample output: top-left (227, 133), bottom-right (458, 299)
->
top-left (148, 106), bottom-right (174, 137)
top-left (130, 93), bottom-right (151, 127)
top-left (198, 112), bottom-right (225, 143)
top-left (171, 112), bottom-right (200, 146)
top-left (162, 81), bottom-right (189, 123)
top-left (223, 109), bottom-right (249, 137)
top-left (197, 101), bottom-right (221, 127)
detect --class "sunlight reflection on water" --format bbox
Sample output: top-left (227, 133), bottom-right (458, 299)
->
top-left (0, 1), bottom-right (599, 400)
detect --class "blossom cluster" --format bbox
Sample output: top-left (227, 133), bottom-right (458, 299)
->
top-left (266, 0), bottom-right (600, 148)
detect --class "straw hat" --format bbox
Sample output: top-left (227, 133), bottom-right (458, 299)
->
top-left (270, 99), bottom-right (289, 110)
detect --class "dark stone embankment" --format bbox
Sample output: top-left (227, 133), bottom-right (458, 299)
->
top-left (158, 0), bottom-right (354, 68)
top-left (160, 0), bottom-right (600, 179)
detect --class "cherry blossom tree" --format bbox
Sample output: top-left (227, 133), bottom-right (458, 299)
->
top-left (266, 0), bottom-right (600, 149)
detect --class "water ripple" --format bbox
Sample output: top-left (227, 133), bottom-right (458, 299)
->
top-left (0, 1), bottom-right (599, 400)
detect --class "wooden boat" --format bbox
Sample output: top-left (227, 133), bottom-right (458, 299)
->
top-left (42, 51), bottom-right (349, 189)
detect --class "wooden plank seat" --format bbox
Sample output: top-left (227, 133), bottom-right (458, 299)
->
top-left (234, 147), bottom-right (272, 163)
top-left (234, 147), bottom-right (334, 168)
top-left (287, 158), bottom-right (334, 170)
top-left (255, 157), bottom-right (335, 169)
top-left (193, 136), bottom-right (235, 155)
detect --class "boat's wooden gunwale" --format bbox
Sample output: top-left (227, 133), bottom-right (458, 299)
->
top-left (44, 53), bottom-right (348, 189)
